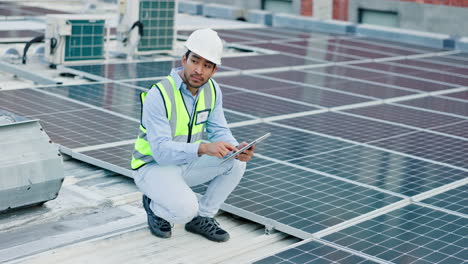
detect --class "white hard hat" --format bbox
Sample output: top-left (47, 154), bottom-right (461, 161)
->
top-left (184, 28), bottom-right (223, 65)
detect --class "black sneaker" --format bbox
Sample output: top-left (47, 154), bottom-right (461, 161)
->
top-left (142, 195), bottom-right (171, 238)
top-left (185, 216), bottom-right (230, 242)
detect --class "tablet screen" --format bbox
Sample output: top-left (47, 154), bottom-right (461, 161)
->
top-left (221, 132), bottom-right (271, 164)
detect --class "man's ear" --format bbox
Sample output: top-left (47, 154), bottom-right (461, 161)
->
top-left (181, 55), bottom-right (187, 66)
top-left (212, 65), bottom-right (218, 74)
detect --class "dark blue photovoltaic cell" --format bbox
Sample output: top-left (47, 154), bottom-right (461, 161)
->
top-left (277, 112), bottom-right (414, 143)
top-left (325, 39), bottom-right (425, 56)
top-left (442, 90), bottom-right (468, 101)
top-left (345, 104), bottom-right (464, 129)
top-left (40, 83), bottom-right (142, 119)
top-left (0, 89), bottom-right (84, 116)
top-left (323, 205), bottom-right (467, 264)
top-left (371, 131), bottom-right (468, 169)
top-left (222, 88), bottom-right (319, 117)
top-left (260, 70), bottom-right (417, 99)
top-left (420, 185), bottom-right (468, 215)
top-left (287, 145), bottom-right (467, 196)
top-left (254, 240), bottom-right (379, 264)
top-left (122, 79), bottom-right (160, 90)
top-left (398, 96), bottom-right (468, 117)
top-left (68, 61), bottom-right (180, 80)
top-left (306, 65), bottom-right (457, 92)
top-left (230, 123), bottom-right (354, 161)
top-left (196, 161), bottom-right (401, 234)
top-left (431, 121), bottom-right (468, 138)
top-left (355, 63), bottom-right (468, 87)
top-left (222, 54), bottom-right (322, 70)
top-left (81, 144), bottom-right (134, 170)
top-left (392, 59), bottom-right (468, 75)
top-left (223, 112), bottom-right (254, 123)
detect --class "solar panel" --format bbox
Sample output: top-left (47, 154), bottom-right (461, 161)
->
top-left (33, 108), bottom-right (138, 149)
top-left (305, 65), bottom-right (457, 92)
top-left (283, 39), bottom-right (387, 59)
top-left (277, 112), bottom-right (414, 143)
top-left (230, 123), bottom-right (354, 161)
top-left (233, 27), bottom-right (331, 40)
top-left (442, 90), bottom-right (468, 101)
top-left (286, 145), bottom-right (467, 196)
top-left (40, 83), bottom-right (142, 119)
top-left (246, 42), bottom-right (360, 62)
top-left (325, 38), bottom-right (427, 56)
top-left (355, 37), bottom-right (444, 53)
top-left (419, 185), bottom-right (468, 215)
top-left (396, 96), bottom-right (468, 117)
top-left (430, 121), bottom-right (468, 138)
top-left (68, 60), bottom-right (180, 81)
top-left (195, 160), bottom-right (401, 235)
top-left (222, 88), bottom-right (319, 117)
top-left (422, 54), bottom-right (468, 67)
top-left (354, 62), bottom-right (468, 87)
top-left (391, 59), bottom-right (468, 76)
top-left (222, 54), bottom-right (323, 71)
top-left (254, 240), bottom-right (380, 264)
top-left (322, 204), bottom-right (467, 264)
top-left (345, 104), bottom-right (465, 129)
top-left (81, 143), bottom-right (134, 170)
top-left (260, 70), bottom-right (418, 98)
top-left (371, 131), bottom-right (468, 169)
top-left (0, 89), bottom-right (85, 116)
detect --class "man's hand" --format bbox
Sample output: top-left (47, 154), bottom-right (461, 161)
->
top-left (235, 141), bottom-right (255, 162)
top-left (198, 141), bottom-right (238, 158)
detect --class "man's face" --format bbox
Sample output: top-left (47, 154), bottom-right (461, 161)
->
top-left (181, 52), bottom-right (217, 89)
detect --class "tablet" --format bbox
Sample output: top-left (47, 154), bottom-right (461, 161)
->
top-left (221, 133), bottom-right (271, 164)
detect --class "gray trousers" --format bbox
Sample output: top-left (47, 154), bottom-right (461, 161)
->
top-left (133, 156), bottom-right (246, 224)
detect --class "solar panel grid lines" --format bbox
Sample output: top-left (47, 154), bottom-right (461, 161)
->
top-left (344, 63), bottom-right (464, 88)
top-left (353, 37), bottom-right (445, 53)
top-left (253, 153), bottom-right (408, 199)
top-left (39, 83), bottom-right (143, 120)
top-left (223, 160), bottom-right (403, 234)
top-left (417, 184), bottom-right (468, 216)
top-left (422, 54), bottom-right (468, 67)
top-left (430, 121), bottom-right (468, 139)
top-left (294, 38), bottom-right (414, 58)
top-left (370, 131), bottom-right (468, 169)
top-left (294, 67), bottom-right (427, 94)
top-left (302, 65), bottom-right (456, 93)
top-left (322, 204), bottom-right (468, 264)
top-left (323, 38), bottom-right (432, 57)
top-left (253, 239), bottom-right (386, 264)
top-left (439, 90), bottom-right (468, 102)
top-left (246, 42), bottom-right (367, 63)
top-left (233, 73), bottom-right (389, 105)
top-left (395, 96), bottom-right (468, 118)
top-left (280, 144), bottom-right (468, 197)
top-left (340, 107), bottom-right (468, 140)
top-left (391, 58), bottom-right (468, 75)
top-left (355, 62), bottom-right (468, 87)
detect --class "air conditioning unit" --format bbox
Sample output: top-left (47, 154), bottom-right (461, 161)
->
top-left (45, 14), bottom-right (106, 65)
top-left (116, 0), bottom-right (177, 56)
top-left (0, 110), bottom-right (64, 212)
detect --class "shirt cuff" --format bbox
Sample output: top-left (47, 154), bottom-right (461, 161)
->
top-left (187, 142), bottom-right (201, 160)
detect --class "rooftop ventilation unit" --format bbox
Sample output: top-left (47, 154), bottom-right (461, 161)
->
top-left (117, 0), bottom-right (177, 56)
top-left (0, 111), bottom-right (64, 212)
top-left (45, 14), bottom-right (106, 65)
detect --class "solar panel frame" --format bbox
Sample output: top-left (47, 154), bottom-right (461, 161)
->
top-left (322, 204), bottom-right (468, 264)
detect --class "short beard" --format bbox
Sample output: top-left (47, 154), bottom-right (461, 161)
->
top-left (184, 71), bottom-right (205, 89)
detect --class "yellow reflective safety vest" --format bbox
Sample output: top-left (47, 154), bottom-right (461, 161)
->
top-left (131, 75), bottom-right (216, 169)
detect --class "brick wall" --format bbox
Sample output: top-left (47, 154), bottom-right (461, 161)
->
top-left (332, 0), bottom-right (349, 20)
top-left (301, 0), bottom-right (313, 16)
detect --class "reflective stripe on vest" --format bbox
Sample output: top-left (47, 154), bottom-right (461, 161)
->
top-left (131, 75), bottom-right (216, 169)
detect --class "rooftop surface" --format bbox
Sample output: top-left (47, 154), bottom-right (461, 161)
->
top-left (0, 1), bottom-right (467, 263)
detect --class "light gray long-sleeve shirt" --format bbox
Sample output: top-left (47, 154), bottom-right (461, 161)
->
top-left (142, 67), bottom-right (238, 166)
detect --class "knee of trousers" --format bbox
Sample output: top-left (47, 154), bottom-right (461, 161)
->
top-left (231, 159), bottom-right (247, 180)
top-left (167, 195), bottom-right (199, 224)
